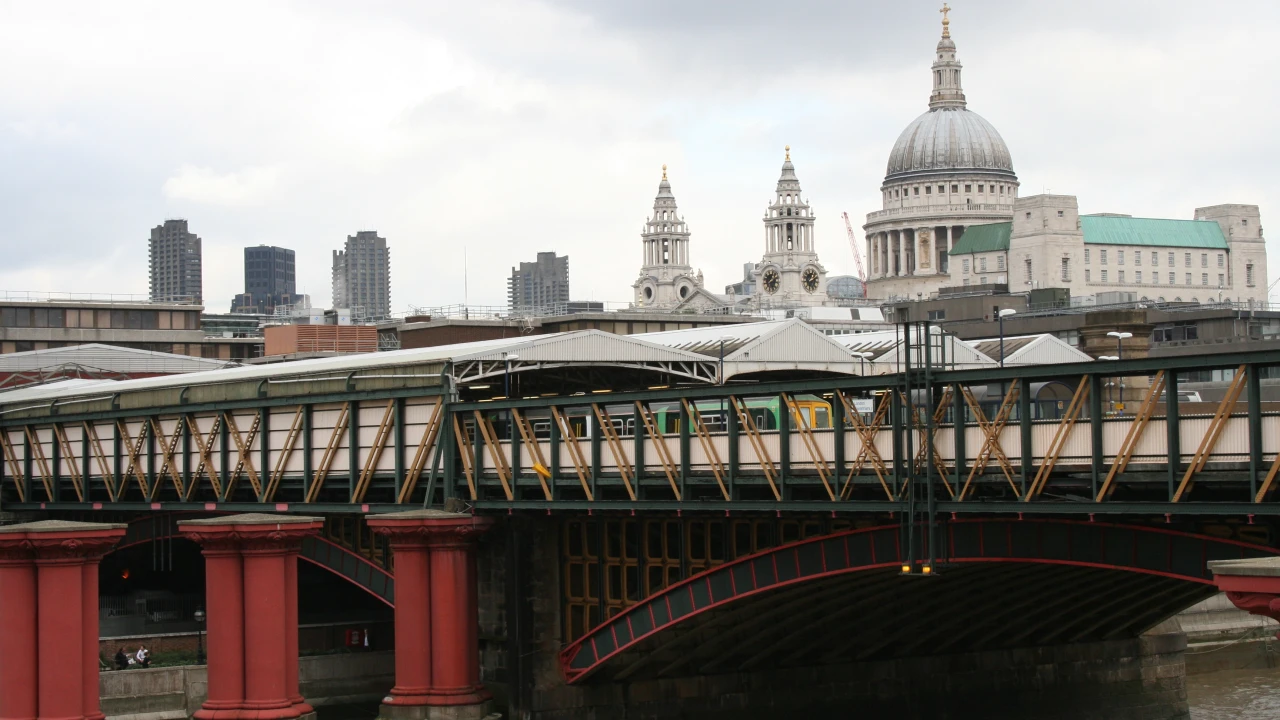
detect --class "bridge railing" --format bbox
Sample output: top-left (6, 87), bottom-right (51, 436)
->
top-left (2, 346), bottom-right (1280, 514)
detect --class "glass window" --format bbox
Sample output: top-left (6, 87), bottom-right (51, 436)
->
top-left (1218, 254), bottom-right (1224, 268)
top-left (1201, 254), bottom-right (1208, 268)
top-left (110, 310), bottom-right (125, 328)
top-left (1085, 269), bottom-right (1091, 282)
top-left (1169, 272), bottom-right (1175, 284)
top-left (32, 308), bottom-right (48, 328)
top-left (1184, 252), bottom-right (1191, 267)
top-left (1136, 271), bottom-right (1143, 283)
top-left (49, 309), bottom-right (64, 328)
top-left (0, 307), bottom-right (14, 327)
top-left (1101, 270), bottom-right (1108, 282)
top-left (158, 312), bottom-right (171, 330)
top-left (1100, 249), bottom-right (1108, 265)
top-left (1118, 270), bottom-right (1125, 283)
top-left (142, 311), bottom-right (159, 330)
top-left (1084, 249), bottom-right (1090, 263)
top-left (1185, 273), bottom-right (1192, 285)
top-left (1118, 250), bottom-right (1125, 265)
top-left (126, 310), bottom-right (142, 329)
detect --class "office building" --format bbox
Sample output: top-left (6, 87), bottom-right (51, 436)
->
top-left (232, 245), bottom-right (296, 314)
top-left (332, 231), bottom-right (391, 321)
top-left (509, 252), bottom-right (570, 315)
top-left (149, 219), bottom-right (203, 303)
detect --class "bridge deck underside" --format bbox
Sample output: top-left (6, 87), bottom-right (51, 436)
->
top-left (588, 563), bottom-right (1213, 683)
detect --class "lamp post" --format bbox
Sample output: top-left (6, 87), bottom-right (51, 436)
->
top-left (852, 351), bottom-right (873, 375)
top-left (503, 353), bottom-right (519, 442)
top-left (997, 308), bottom-right (1017, 367)
top-left (1099, 355), bottom-right (1119, 415)
top-left (1106, 332), bottom-right (1132, 416)
top-left (193, 607), bottom-right (206, 665)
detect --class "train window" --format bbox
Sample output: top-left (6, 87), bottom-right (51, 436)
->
top-left (814, 407), bottom-right (830, 428)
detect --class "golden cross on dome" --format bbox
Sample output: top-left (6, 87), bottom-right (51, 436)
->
top-left (662, 164), bottom-right (667, 180)
top-left (785, 145), bottom-right (791, 161)
top-left (940, 3), bottom-right (951, 37)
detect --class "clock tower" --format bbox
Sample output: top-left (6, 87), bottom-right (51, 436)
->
top-left (633, 165), bottom-right (702, 308)
top-left (753, 147), bottom-right (828, 305)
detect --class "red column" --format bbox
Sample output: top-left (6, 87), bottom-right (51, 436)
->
top-left (37, 555), bottom-right (85, 720)
top-left (285, 549), bottom-right (312, 717)
top-left (0, 541), bottom-right (38, 720)
top-left (0, 522), bottom-right (124, 720)
top-left (382, 536), bottom-right (433, 705)
top-left (82, 559), bottom-right (106, 720)
top-left (192, 542), bottom-right (246, 719)
top-left (367, 510), bottom-right (493, 717)
top-left (179, 514), bottom-right (322, 720)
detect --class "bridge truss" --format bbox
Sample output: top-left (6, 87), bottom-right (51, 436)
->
top-left (2, 329), bottom-right (1279, 525)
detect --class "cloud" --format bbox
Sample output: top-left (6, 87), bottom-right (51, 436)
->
top-left (162, 165), bottom-right (282, 207)
top-left (0, 0), bottom-right (1276, 310)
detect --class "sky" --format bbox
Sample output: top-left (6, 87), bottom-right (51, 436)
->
top-left (1, 0), bottom-right (1277, 312)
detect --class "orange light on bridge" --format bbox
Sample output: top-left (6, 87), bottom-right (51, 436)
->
top-left (120, 568), bottom-right (130, 580)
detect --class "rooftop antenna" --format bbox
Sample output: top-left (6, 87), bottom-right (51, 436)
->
top-left (464, 247), bottom-right (469, 307)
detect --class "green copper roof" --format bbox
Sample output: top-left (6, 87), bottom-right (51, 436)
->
top-left (948, 222), bottom-right (1010, 255)
top-left (1080, 216), bottom-right (1228, 249)
top-left (948, 216), bottom-right (1229, 255)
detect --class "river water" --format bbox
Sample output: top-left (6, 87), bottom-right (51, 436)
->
top-left (1188, 667), bottom-right (1280, 719)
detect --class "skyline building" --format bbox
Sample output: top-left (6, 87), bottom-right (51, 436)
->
top-left (332, 231), bottom-right (391, 321)
top-left (148, 219), bottom-right (203, 304)
top-left (509, 252), bottom-right (570, 315)
top-left (232, 245), bottom-right (297, 314)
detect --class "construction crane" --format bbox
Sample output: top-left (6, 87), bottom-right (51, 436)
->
top-left (841, 212), bottom-right (868, 297)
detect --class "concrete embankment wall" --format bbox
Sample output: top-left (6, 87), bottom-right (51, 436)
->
top-left (532, 634), bottom-right (1191, 720)
top-left (1179, 593), bottom-right (1280, 675)
top-left (100, 651), bottom-right (394, 720)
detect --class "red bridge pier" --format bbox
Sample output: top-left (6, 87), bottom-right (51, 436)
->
top-left (0, 520), bottom-right (125, 720)
top-left (178, 514), bottom-right (324, 720)
top-left (366, 510), bottom-right (495, 720)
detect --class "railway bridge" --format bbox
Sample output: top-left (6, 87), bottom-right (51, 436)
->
top-left (2, 324), bottom-right (1280, 719)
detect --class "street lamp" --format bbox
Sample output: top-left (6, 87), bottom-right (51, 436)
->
top-left (718, 336), bottom-right (734, 385)
top-left (1099, 355), bottom-right (1119, 415)
top-left (852, 351), bottom-right (874, 375)
top-left (502, 352), bottom-right (519, 398)
top-left (1106, 331), bottom-right (1132, 361)
top-left (997, 308), bottom-right (1017, 367)
top-left (193, 607), bottom-right (206, 665)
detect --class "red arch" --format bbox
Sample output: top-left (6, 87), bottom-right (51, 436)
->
top-left (107, 515), bottom-right (395, 607)
top-left (559, 518), bottom-right (1279, 684)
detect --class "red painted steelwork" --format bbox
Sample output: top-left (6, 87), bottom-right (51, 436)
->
top-left (179, 515), bottom-right (323, 720)
top-left (366, 511), bottom-right (494, 713)
top-left (559, 519), bottom-right (1279, 684)
top-left (0, 522), bottom-right (125, 720)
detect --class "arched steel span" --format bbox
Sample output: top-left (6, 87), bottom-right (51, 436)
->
top-left (560, 519), bottom-right (1279, 684)
top-left (107, 513), bottom-right (395, 607)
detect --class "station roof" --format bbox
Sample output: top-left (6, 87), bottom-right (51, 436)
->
top-left (970, 334), bottom-right (1094, 366)
top-left (0, 331), bottom-right (719, 417)
top-left (830, 327), bottom-right (997, 371)
top-left (0, 343), bottom-right (234, 376)
top-left (637, 319), bottom-right (863, 380)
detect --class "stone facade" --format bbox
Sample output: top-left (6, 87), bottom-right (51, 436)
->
top-left (864, 12), bottom-right (1270, 307)
top-left (746, 147), bottom-right (829, 309)
top-left (632, 167), bottom-right (703, 309)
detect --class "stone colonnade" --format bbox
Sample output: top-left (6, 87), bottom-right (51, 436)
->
top-left (0, 520), bottom-right (126, 720)
top-left (867, 225), bottom-right (963, 279)
top-left (366, 510), bottom-right (495, 720)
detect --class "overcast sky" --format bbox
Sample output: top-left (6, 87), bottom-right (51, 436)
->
top-left (2, 0), bottom-right (1277, 312)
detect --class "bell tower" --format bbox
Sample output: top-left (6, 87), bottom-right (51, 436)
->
top-left (633, 165), bottom-right (700, 307)
top-left (754, 147), bottom-right (827, 303)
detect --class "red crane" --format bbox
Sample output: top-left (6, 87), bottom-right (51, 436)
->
top-left (841, 212), bottom-right (868, 297)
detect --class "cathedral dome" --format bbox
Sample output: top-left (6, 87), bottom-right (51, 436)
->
top-left (885, 107), bottom-right (1015, 182)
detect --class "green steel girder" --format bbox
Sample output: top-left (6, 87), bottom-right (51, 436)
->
top-left (0, 385), bottom-right (445, 429)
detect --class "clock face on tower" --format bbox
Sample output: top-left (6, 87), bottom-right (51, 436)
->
top-left (762, 268), bottom-right (780, 294)
top-left (802, 267), bottom-right (820, 293)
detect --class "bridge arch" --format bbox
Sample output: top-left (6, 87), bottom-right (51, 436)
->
top-left (108, 514), bottom-right (395, 607)
top-left (560, 519), bottom-right (1278, 684)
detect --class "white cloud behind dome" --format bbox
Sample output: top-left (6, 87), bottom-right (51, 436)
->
top-left (0, 0), bottom-right (1276, 309)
